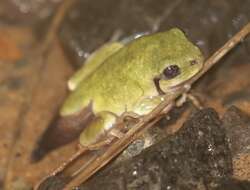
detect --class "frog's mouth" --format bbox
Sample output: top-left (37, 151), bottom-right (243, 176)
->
top-left (159, 62), bottom-right (203, 93)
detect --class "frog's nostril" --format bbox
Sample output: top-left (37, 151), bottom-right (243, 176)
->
top-left (190, 59), bottom-right (198, 65)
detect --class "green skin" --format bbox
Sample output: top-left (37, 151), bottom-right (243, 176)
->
top-left (60, 28), bottom-right (204, 146)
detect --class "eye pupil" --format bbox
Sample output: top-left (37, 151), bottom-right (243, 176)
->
top-left (163, 65), bottom-right (180, 79)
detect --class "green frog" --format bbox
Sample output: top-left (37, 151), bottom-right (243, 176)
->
top-left (60, 28), bottom-right (204, 147)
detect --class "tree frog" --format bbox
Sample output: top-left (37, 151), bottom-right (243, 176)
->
top-left (59, 28), bottom-right (204, 147)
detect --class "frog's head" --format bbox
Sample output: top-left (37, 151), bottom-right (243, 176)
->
top-left (158, 55), bottom-right (203, 92)
top-left (156, 28), bottom-right (204, 92)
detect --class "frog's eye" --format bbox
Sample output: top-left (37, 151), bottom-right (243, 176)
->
top-left (163, 65), bottom-right (180, 79)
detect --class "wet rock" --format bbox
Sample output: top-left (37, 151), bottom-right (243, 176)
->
top-left (0, 0), bottom-right (62, 24)
top-left (158, 0), bottom-right (250, 58)
top-left (36, 176), bottom-right (66, 190)
top-left (222, 106), bottom-right (250, 155)
top-left (59, 0), bottom-right (250, 67)
top-left (59, 0), bottom-right (179, 67)
top-left (79, 108), bottom-right (233, 190)
top-left (215, 179), bottom-right (250, 190)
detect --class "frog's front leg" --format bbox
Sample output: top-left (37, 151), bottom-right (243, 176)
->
top-left (134, 95), bottom-right (166, 116)
top-left (175, 85), bottom-right (203, 109)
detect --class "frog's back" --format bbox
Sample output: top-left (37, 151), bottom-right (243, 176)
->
top-left (60, 28), bottom-right (194, 116)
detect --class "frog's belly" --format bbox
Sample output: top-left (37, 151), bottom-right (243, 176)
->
top-left (92, 87), bottom-right (159, 117)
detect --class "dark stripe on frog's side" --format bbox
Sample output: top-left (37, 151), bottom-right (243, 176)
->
top-left (31, 104), bottom-right (95, 162)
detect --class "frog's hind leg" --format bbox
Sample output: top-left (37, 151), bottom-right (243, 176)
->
top-left (68, 42), bottom-right (124, 91)
top-left (79, 111), bottom-right (119, 149)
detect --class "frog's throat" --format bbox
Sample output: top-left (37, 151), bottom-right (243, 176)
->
top-left (160, 69), bottom-right (203, 93)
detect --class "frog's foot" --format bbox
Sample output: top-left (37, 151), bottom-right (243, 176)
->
top-left (175, 84), bottom-right (190, 107)
top-left (120, 111), bottom-right (143, 130)
top-left (121, 111), bottom-right (141, 120)
top-left (176, 93), bottom-right (187, 107)
top-left (187, 93), bottom-right (203, 109)
top-left (176, 92), bottom-right (203, 109)
top-left (79, 111), bottom-right (131, 150)
top-left (84, 137), bottom-right (114, 150)
top-left (109, 128), bottom-right (125, 139)
top-left (82, 127), bottom-right (126, 150)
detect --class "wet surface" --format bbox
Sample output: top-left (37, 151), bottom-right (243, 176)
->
top-left (215, 179), bottom-right (250, 190)
top-left (59, 0), bottom-right (250, 66)
top-left (222, 106), bottom-right (250, 155)
top-left (79, 108), bottom-right (233, 190)
top-left (0, 0), bottom-right (63, 24)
